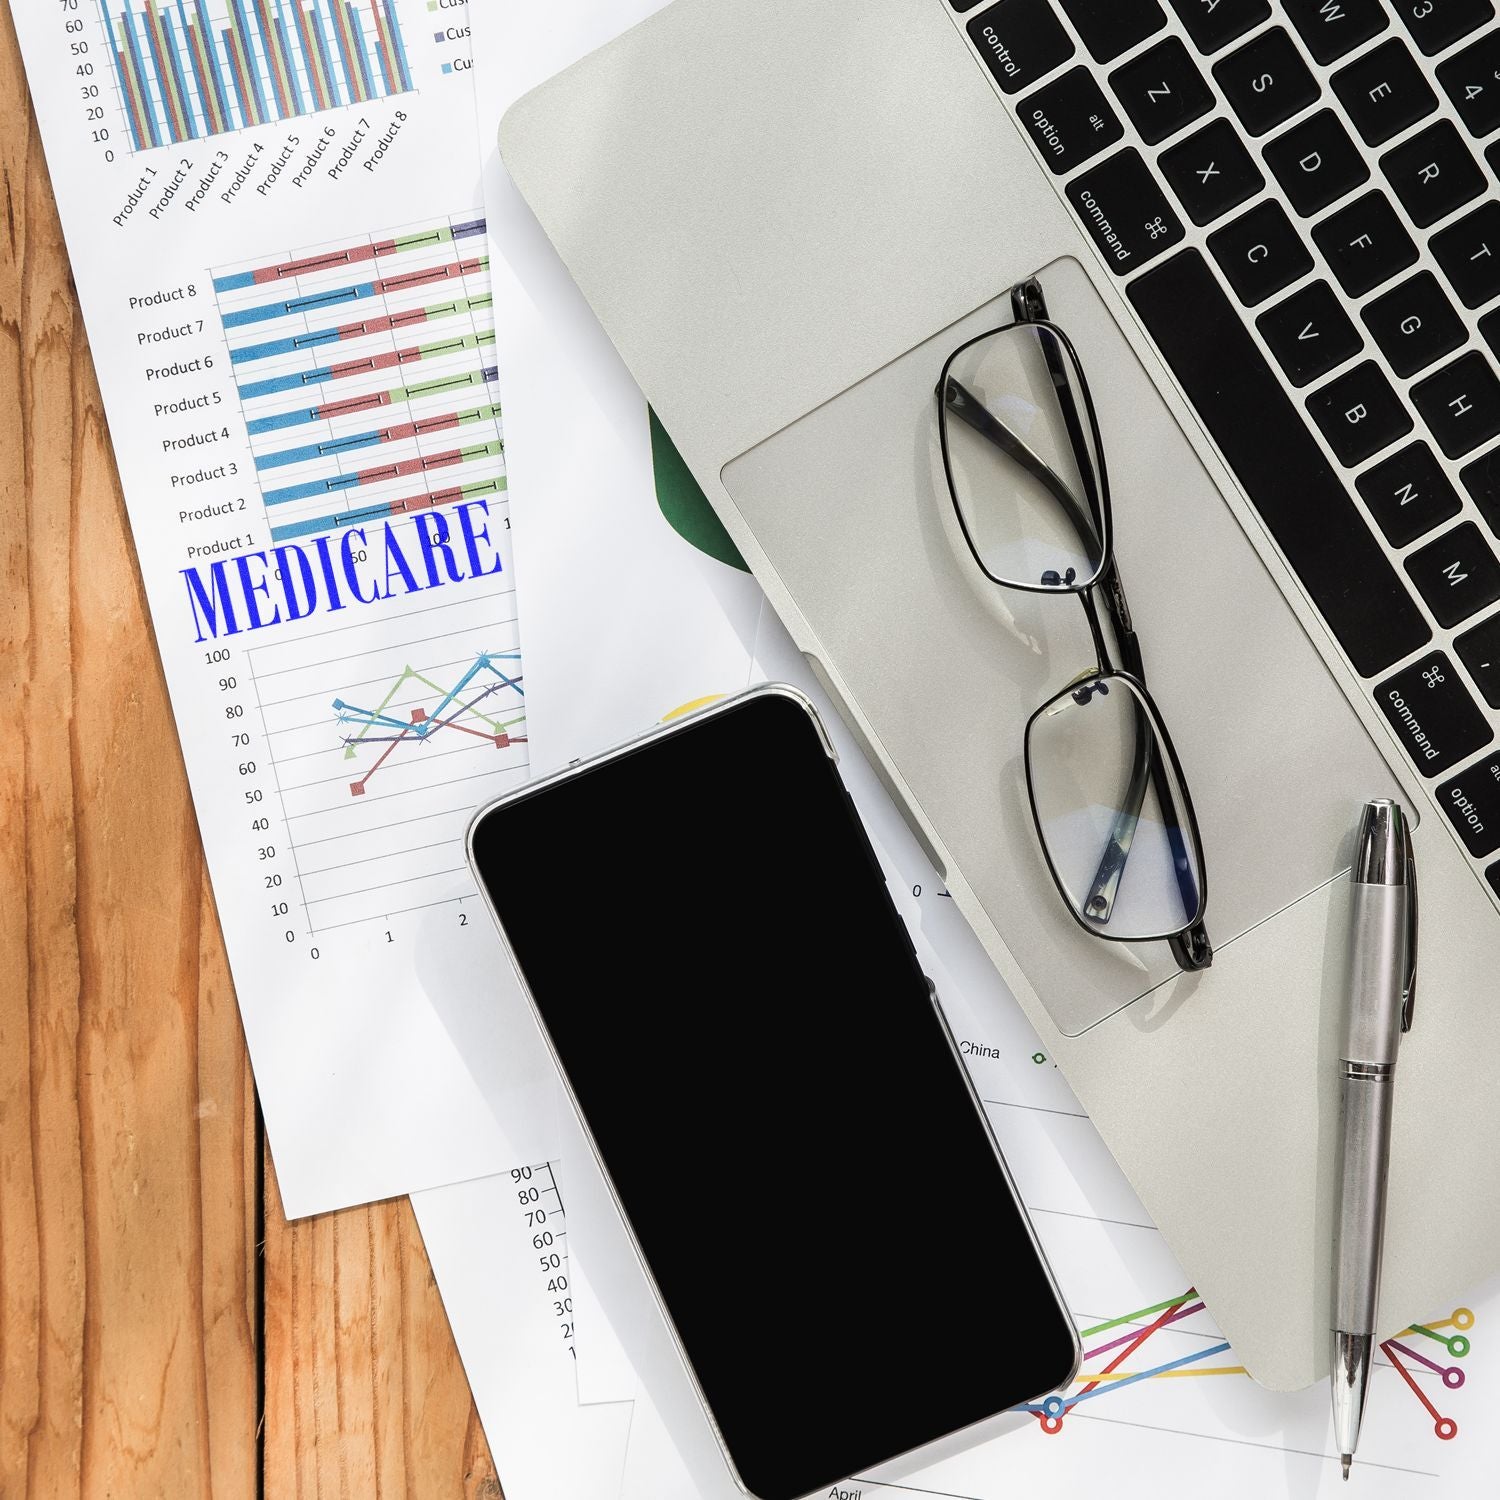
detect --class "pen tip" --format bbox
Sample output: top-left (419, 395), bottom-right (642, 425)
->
top-left (1342, 1455), bottom-right (1352, 1481)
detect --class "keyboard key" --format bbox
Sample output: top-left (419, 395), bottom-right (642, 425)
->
top-left (1066, 150), bottom-right (1186, 273)
top-left (1208, 199), bottom-right (1315, 304)
top-left (1283, 0), bottom-right (1389, 64)
top-left (1489, 858), bottom-right (1500, 893)
top-left (1406, 522), bottom-right (1500, 625)
top-left (1256, 280), bottom-right (1363, 385)
top-left (1413, 352), bottom-right (1500, 457)
top-left (1440, 750), bottom-right (1500, 856)
top-left (1356, 441), bottom-right (1463, 545)
top-left (1160, 118), bottom-right (1265, 223)
top-left (1313, 191), bottom-right (1419, 298)
top-left (1333, 39), bottom-right (1440, 145)
top-left (1057, 0), bottom-right (1167, 62)
top-left (1361, 271), bottom-right (1468, 377)
top-left (1263, 109), bottom-right (1369, 216)
top-left (1456, 611), bottom-right (1500, 706)
top-left (1308, 362), bottom-right (1413, 465)
top-left (1462, 447), bottom-right (1500, 534)
top-left (1381, 121), bottom-right (1486, 229)
top-left (1376, 651), bottom-right (1492, 776)
top-left (1432, 202), bottom-right (1500, 308)
top-left (1484, 307), bottom-right (1500, 358)
top-left (1214, 28), bottom-right (1321, 137)
top-left (1018, 68), bottom-right (1125, 173)
top-left (968, 0), bottom-right (1076, 95)
top-left (1395, 0), bottom-right (1495, 56)
top-left (1127, 250), bottom-right (1431, 676)
top-left (1166, 0), bottom-right (1270, 55)
top-left (1438, 29), bottom-right (1500, 136)
top-left (1110, 37), bottom-right (1215, 143)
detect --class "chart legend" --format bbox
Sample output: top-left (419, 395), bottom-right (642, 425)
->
top-left (99, 0), bottom-right (415, 152)
top-left (213, 214), bottom-right (505, 546)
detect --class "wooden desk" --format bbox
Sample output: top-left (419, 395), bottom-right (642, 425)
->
top-left (0, 8), bottom-right (500, 1494)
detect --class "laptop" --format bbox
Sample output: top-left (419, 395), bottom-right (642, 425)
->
top-left (497, 0), bottom-right (1500, 1388)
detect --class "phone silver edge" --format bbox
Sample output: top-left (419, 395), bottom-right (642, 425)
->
top-left (463, 682), bottom-right (1081, 1499)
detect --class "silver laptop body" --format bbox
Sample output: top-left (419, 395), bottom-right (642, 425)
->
top-left (498, 0), bottom-right (1500, 1389)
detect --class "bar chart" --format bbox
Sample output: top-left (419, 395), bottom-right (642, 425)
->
top-left (98, 0), bottom-right (415, 151)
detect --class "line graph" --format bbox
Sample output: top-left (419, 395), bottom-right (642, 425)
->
top-left (338, 650), bottom-right (526, 795)
top-left (245, 577), bottom-right (526, 933)
top-left (214, 215), bottom-right (505, 545)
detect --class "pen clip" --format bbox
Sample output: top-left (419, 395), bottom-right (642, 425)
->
top-left (1401, 819), bottom-right (1419, 1034)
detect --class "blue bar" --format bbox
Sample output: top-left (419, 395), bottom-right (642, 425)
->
top-left (271, 0), bottom-right (307, 113)
top-left (122, 11), bottom-right (165, 148)
top-left (264, 471), bottom-right (365, 506)
top-left (256, 428), bottom-right (387, 469)
top-left (347, 1), bottom-right (380, 97)
top-left (249, 406), bottom-right (324, 436)
top-left (218, 277), bottom-right (376, 324)
top-left (176, 2), bottom-right (217, 134)
top-left (239, 364), bottom-right (337, 400)
top-left (231, 327), bottom-right (346, 364)
top-left (229, 0), bottom-right (269, 120)
top-left (159, 11), bottom-right (201, 140)
top-left (310, 3), bottom-right (345, 109)
top-left (246, 0), bottom-right (283, 119)
top-left (100, 2), bottom-right (146, 151)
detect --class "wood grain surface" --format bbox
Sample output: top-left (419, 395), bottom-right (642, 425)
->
top-left (1, 4), bottom-right (501, 1493)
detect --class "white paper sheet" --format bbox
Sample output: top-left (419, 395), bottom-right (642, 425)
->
top-left (7, 1), bottom-right (570, 1213)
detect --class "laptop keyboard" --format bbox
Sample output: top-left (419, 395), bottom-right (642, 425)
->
top-left (951, 0), bottom-right (1500, 894)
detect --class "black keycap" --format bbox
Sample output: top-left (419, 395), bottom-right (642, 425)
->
top-left (1307, 361), bottom-right (1414, 465)
top-left (1110, 37), bottom-right (1215, 143)
top-left (1483, 307), bottom-right (1500, 358)
top-left (1312, 192), bottom-right (1419, 298)
top-left (1333, 38), bottom-right (1440, 145)
top-left (1406, 522), bottom-right (1500, 625)
top-left (1381, 121), bottom-right (1486, 229)
top-left (1128, 250), bottom-right (1431, 675)
top-left (1462, 446), bottom-right (1500, 534)
top-left (1257, 279), bottom-right (1363, 385)
top-left (1456, 612), bottom-right (1500, 706)
top-left (1214, 28), bottom-right (1321, 137)
top-left (951, 0), bottom-right (987, 9)
top-left (1413, 351), bottom-right (1500, 458)
top-left (1057, 0), bottom-right (1167, 62)
top-left (1160, 118), bottom-right (1265, 223)
top-left (1263, 109), bottom-right (1369, 216)
top-left (1396, 0), bottom-right (1495, 57)
top-left (1356, 441), bottom-right (1463, 545)
top-left (1440, 750), bottom-right (1500, 856)
top-left (1438, 30), bottom-right (1500, 136)
top-left (1375, 651), bottom-right (1492, 776)
top-left (1019, 68), bottom-right (1126, 173)
top-left (1489, 858), bottom-right (1500, 893)
top-left (1432, 203), bottom-right (1500, 308)
top-left (968, 0), bottom-right (1076, 94)
top-left (1208, 199), bottom-right (1315, 304)
top-left (1283, 0), bottom-right (1389, 64)
top-left (1066, 150), bottom-right (1186, 273)
top-left (1166, 0), bottom-right (1270, 54)
top-left (1361, 271), bottom-right (1468, 377)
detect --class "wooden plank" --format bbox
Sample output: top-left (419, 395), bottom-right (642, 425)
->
top-left (261, 1164), bottom-right (502, 1499)
top-left (0, 9), bottom-right (260, 1492)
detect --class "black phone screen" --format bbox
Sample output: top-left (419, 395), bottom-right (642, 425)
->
top-left (469, 690), bottom-right (1078, 1500)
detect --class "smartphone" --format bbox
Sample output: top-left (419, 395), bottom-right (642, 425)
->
top-left (467, 685), bottom-right (1079, 1500)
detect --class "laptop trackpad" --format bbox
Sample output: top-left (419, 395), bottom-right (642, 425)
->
top-left (721, 255), bottom-right (1406, 1035)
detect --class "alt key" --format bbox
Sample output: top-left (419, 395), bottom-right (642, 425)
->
top-left (1019, 68), bottom-right (1125, 174)
top-left (1439, 752), bottom-right (1500, 859)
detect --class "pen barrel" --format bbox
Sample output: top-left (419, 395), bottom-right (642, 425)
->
top-left (1334, 1067), bottom-right (1394, 1336)
top-left (1344, 883), bottom-right (1408, 1064)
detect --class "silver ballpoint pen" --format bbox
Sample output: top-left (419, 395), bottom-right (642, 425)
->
top-left (1332, 799), bottom-right (1418, 1481)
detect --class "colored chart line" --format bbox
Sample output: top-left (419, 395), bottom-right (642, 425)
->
top-left (214, 213), bottom-right (505, 545)
top-left (336, 651), bottom-right (526, 796)
top-left (99, 0), bottom-right (413, 153)
top-left (1020, 1295), bottom-right (1474, 1445)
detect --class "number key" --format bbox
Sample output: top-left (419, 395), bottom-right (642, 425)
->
top-left (1396, 0), bottom-right (1495, 57)
top-left (1438, 30), bottom-right (1500, 136)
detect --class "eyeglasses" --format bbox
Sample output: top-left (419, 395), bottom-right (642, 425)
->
top-left (935, 278), bottom-right (1212, 973)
